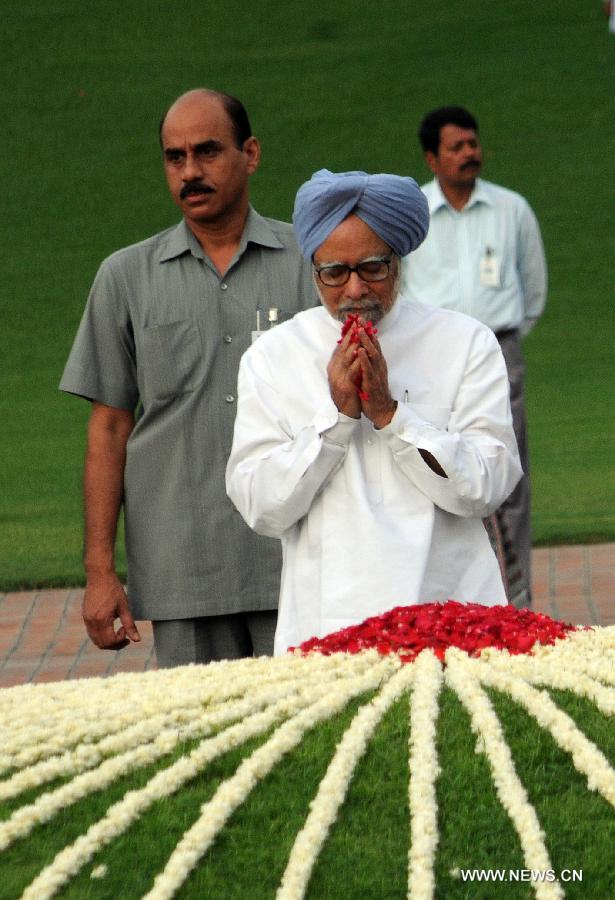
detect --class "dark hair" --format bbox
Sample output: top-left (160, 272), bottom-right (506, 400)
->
top-left (159, 89), bottom-right (253, 149)
top-left (218, 91), bottom-right (252, 148)
top-left (418, 106), bottom-right (478, 155)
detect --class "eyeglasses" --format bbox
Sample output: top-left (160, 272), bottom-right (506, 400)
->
top-left (313, 256), bottom-right (393, 287)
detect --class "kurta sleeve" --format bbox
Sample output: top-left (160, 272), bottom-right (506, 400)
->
top-left (226, 349), bottom-right (360, 538)
top-left (381, 327), bottom-right (523, 517)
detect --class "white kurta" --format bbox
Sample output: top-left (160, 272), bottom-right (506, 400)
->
top-left (226, 299), bottom-right (523, 654)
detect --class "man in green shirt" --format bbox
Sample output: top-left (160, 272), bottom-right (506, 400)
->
top-left (60, 89), bottom-right (315, 665)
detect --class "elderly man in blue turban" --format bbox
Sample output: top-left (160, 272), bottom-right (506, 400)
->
top-left (226, 170), bottom-right (522, 654)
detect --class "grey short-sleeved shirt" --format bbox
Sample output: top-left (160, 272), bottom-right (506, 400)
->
top-left (60, 208), bottom-right (317, 620)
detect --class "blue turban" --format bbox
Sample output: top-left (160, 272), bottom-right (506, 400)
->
top-left (292, 169), bottom-right (430, 259)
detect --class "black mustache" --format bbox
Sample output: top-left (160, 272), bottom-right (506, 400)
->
top-left (180, 181), bottom-right (215, 200)
top-left (461, 160), bottom-right (481, 171)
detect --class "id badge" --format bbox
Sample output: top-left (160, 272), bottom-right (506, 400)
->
top-left (480, 247), bottom-right (501, 288)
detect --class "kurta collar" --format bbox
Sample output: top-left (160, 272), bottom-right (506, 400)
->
top-left (157, 206), bottom-right (285, 264)
top-left (376, 294), bottom-right (403, 333)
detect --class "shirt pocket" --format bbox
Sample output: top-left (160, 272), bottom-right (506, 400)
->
top-left (140, 319), bottom-right (202, 400)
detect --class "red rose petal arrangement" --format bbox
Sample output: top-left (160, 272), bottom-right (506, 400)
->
top-left (294, 600), bottom-right (578, 662)
top-left (337, 313), bottom-right (378, 401)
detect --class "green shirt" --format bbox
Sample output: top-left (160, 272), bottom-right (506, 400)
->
top-left (60, 208), bottom-right (316, 620)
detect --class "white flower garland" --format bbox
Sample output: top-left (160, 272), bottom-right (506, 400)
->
top-left (0, 684), bottom-right (301, 849)
top-left (0, 704), bottom-right (206, 801)
top-left (479, 652), bottom-right (615, 717)
top-left (407, 650), bottom-right (443, 900)
top-left (1, 658), bottom-right (387, 853)
top-left (1, 628), bottom-right (614, 899)
top-left (519, 626), bottom-right (615, 684)
top-left (445, 649), bottom-right (563, 900)
top-left (142, 657), bottom-right (399, 900)
top-left (473, 657), bottom-right (615, 810)
top-left (0, 652), bottom-right (379, 774)
top-left (277, 661), bottom-right (414, 900)
top-left (20, 657), bottom-right (397, 900)
top-left (18, 691), bottom-right (331, 900)
top-left (0, 654), bottom-right (383, 802)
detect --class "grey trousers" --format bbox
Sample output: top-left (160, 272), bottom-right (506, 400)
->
top-left (152, 610), bottom-right (277, 668)
top-left (496, 330), bottom-right (532, 607)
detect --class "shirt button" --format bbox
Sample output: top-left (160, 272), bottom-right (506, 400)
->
top-left (220, 282), bottom-right (228, 291)
top-left (223, 334), bottom-right (232, 343)
top-left (225, 394), bottom-right (235, 403)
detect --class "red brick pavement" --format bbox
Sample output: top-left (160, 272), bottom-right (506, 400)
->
top-left (0, 588), bottom-right (156, 689)
top-left (1, 544), bottom-right (613, 689)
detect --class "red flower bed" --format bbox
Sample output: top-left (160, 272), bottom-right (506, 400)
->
top-left (294, 601), bottom-right (578, 662)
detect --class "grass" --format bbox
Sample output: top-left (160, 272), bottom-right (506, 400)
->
top-left (308, 697), bottom-right (410, 898)
top-left (490, 688), bottom-right (615, 898)
top-left (2, 685), bottom-right (614, 898)
top-left (0, 728), bottom-right (274, 899)
top-left (434, 688), bottom-right (525, 897)
top-left (2, 0), bottom-right (615, 588)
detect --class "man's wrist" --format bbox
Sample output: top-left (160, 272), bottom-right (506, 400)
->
top-left (373, 401), bottom-right (398, 430)
top-left (84, 556), bottom-right (117, 580)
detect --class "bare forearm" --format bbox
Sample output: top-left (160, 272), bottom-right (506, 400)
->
top-left (83, 404), bottom-right (134, 576)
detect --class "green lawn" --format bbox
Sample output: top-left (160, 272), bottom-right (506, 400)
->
top-left (2, 0), bottom-right (614, 589)
top-left (2, 689), bottom-right (613, 897)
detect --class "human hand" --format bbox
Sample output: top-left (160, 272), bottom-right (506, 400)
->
top-left (327, 322), bottom-right (362, 419)
top-left (82, 572), bottom-right (141, 650)
top-left (353, 324), bottom-right (396, 429)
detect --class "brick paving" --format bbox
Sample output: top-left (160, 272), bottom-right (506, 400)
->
top-left (0, 589), bottom-right (156, 689)
top-left (1, 543), bottom-right (613, 689)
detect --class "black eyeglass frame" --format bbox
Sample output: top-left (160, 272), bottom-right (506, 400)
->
top-left (312, 255), bottom-right (393, 287)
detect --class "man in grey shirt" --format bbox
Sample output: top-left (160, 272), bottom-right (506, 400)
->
top-left (60, 88), bottom-right (315, 665)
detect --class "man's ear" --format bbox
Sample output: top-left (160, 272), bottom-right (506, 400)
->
top-left (243, 136), bottom-right (261, 175)
top-left (424, 150), bottom-right (438, 175)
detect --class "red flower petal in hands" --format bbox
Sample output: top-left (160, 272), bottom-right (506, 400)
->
top-left (337, 313), bottom-right (378, 344)
top-left (337, 314), bottom-right (378, 402)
